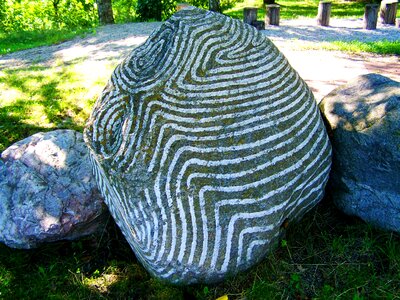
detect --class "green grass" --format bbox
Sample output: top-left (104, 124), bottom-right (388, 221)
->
top-left (1, 198), bottom-right (399, 299)
top-left (0, 60), bottom-right (116, 152)
top-left (0, 28), bottom-right (95, 55)
top-left (317, 40), bottom-right (400, 55)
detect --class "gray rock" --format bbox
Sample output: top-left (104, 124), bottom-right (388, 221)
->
top-left (84, 7), bottom-right (332, 284)
top-left (319, 73), bottom-right (400, 232)
top-left (0, 130), bottom-right (106, 249)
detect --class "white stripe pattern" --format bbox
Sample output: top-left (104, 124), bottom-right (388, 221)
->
top-left (84, 7), bottom-right (332, 284)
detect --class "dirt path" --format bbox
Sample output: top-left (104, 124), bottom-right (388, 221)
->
top-left (0, 23), bottom-right (162, 68)
top-left (281, 49), bottom-right (400, 101)
top-left (1, 21), bottom-right (399, 102)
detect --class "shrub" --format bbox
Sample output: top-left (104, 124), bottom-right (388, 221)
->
top-left (136, 0), bottom-right (163, 20)
top-left (136, 0), bottom-right (176, 21)
top-left (113, 0), bottom-right (138, 23)
top-left (185, 0), bottom-right (241, 11)
top-left (0, 0), bottom-right (97, 33)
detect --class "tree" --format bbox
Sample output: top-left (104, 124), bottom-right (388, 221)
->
top-left (136, 0), bottom-right (175, 21)
top-left (52, 0), bottom-right (61, 26)
top-left (97, 0), bottom-right (114, 24)
top-left (136, 0), bottom-right (162, 21)
top-left (209, 0), bottom-right (221, 12)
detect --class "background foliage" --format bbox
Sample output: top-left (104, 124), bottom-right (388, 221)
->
top-left (0, 0), bottom-right (98, 32)
top-left (112, 0), bottom-right (138, 23)
top-left (185, 0), bottom-right (239, 11)
top-left (0, 0), bottom-right (243, 30)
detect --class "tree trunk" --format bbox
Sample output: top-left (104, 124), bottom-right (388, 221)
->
top-left (265, 4), bottom-right (280, 26)
top-left (243, 7), bottom-right (258, 25)
top-left (52, 0), bottom-right (61, 27)
top-left (380, 0), bottom-right (398, 25)
top-left (363, 4), bottom-right (379, 30)
top-left (317, 1), bottom-right (332, 26)
top-left (97, 0), bottom-right (114, 24)
top-left (209, 0), bottom-right (221, 13)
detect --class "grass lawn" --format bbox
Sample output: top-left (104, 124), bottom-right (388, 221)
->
top-left (0, 60), bottom-right (116, 152)
top-left (317, 40), bottom-right (400, 55)
top-left (224, 0), bottom-right (400, 55)
top-left (1, 197), bottom-right (399, 299)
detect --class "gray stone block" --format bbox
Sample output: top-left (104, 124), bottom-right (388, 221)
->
top-left (0, 130), bottom-right (107, 249)
top-left (319, 73), bottom-right (400, 232)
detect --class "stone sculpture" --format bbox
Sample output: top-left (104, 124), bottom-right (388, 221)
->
top-left (84, 7), bottom-right (332, 284)
top-left (319, 74), bottom-right (400, 233)
top-left (0, 130), bottom-right (106, 249)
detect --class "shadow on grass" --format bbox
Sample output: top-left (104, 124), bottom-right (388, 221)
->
top-left (0, 216), bottom-right (194, 299)
top-left (0, 195), bottom-right (399, 299)
top-left (0, 217), bottom-right (134, 299)
top-left (0, 65), bottom-right (87, 152)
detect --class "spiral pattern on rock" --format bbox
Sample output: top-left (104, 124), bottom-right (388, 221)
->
top-left (84, 7), bottom-right (331, 284)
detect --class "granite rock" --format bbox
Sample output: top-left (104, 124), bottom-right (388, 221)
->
top-left (84, 7), bottom-right (332, 284)
top-left (319, 73), bottom-right (400, 232)
top-left (0, 130), bottom-right (106, 249)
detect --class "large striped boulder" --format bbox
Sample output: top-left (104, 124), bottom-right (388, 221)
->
top-left (84, 7), bottom-right (331, 284)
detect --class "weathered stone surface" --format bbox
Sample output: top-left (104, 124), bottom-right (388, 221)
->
top-left (84, 7), bottom-right (332, 284)
top-left (0, 130), bottom-right (106, 249)
top-left (319, 74), bottom-right (400, 232)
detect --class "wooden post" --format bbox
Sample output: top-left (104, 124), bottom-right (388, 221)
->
top-left (243, 7), bottom-right (258, 25)
top-left (252, 21), bottom-right (265, 30)
top-left (97, 0), bottom-right (114, 24)
top-left (380, 0), bottom-right (398, 25)
top-left (363, 4), bottom-right (379, 30)
top-left (265, 4), bottom-right (280, 26)
top-left (209, 0), bottom-right (221, 13)
top-left (317, 1), bottom-right (332, 26)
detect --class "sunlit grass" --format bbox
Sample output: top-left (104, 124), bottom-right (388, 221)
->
top-left (0, 60), bottom-right (116, 152)
top-left (305, 39), bottom-right (400, 55)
